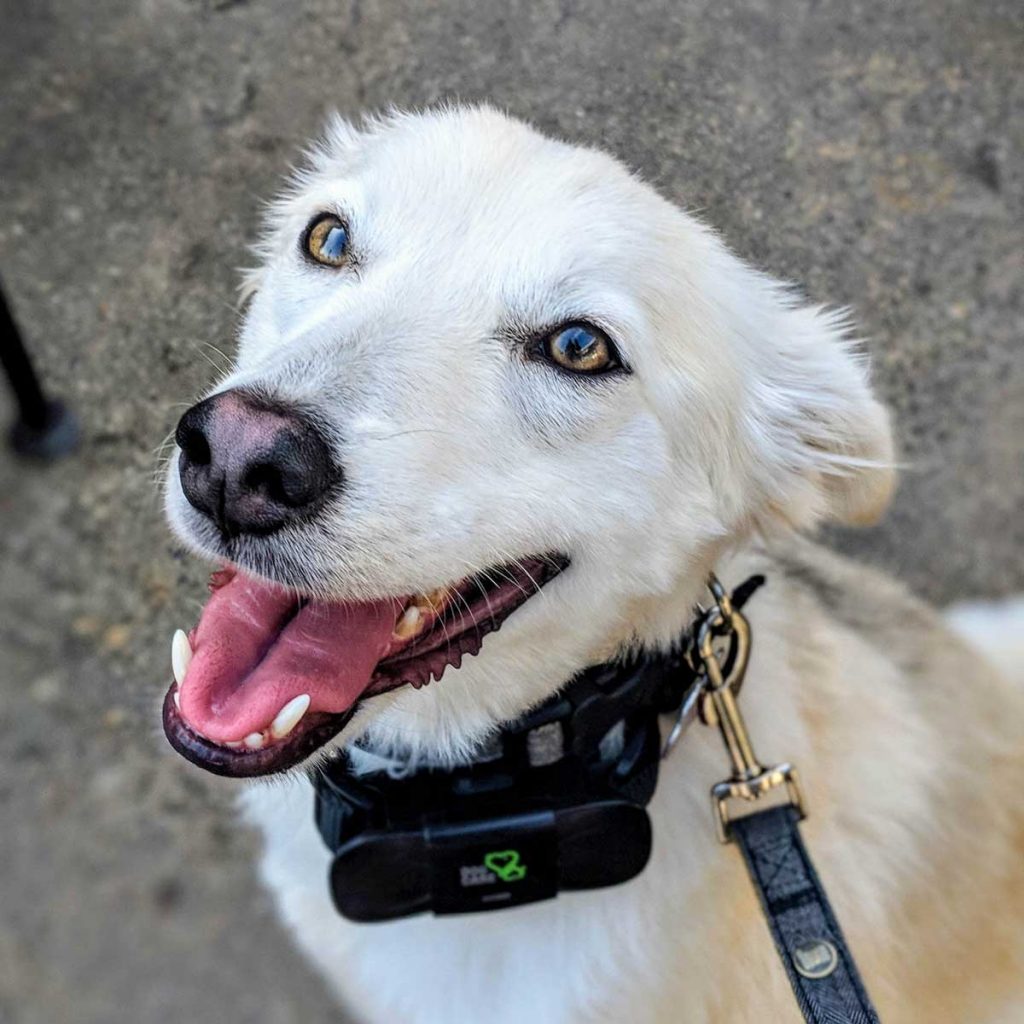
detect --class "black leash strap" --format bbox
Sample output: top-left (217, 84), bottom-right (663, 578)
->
top-left (691, 575), bottom-right (882, 1023)
top-left (732, 806), bottom-right (881, 1024)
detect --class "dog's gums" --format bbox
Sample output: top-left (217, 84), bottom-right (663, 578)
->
top-left (163, 554), bottom-right (569, 776)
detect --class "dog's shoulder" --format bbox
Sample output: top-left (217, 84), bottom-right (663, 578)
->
top-left (731, 532), bottom-right (1007, 692)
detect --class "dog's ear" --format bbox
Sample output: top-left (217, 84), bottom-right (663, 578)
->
top-left (741, 294), bottom-right (895, 530)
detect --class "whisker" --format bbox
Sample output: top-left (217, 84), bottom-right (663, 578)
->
top-left (359, 428), bottom-right (456, 443)
top-left (197, 339), bottom-right (234, 370)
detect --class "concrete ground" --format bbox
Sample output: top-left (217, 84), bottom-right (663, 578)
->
top-left (0, 1), bottom-right (1020, 1021)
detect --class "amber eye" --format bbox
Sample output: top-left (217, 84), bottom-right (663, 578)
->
top-left (542, 323), bottom-right (621, 376)
top-left (304, 214), bottom-right (350, 267)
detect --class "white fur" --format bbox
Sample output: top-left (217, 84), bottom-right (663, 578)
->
top-left (167, 106), bottom-right (1023, 1022)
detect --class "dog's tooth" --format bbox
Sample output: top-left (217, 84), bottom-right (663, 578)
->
top-left (243, 732), bottom-right (265, 751)
top-left (225, 740), bottom-right (244, 750)
top-left (171, 629), bottom-right (193, 686)
top-left (394, 604), bottom-right (423, 640)
top-left (173, 689), bottom-right (181, 710)
top-left (419, 587), bottom-right (451, 612)
top-left (270, 694), bottom-right (310, 740)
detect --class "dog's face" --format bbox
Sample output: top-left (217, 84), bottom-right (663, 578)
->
top-left (163, 107), bottom-right (893, 775)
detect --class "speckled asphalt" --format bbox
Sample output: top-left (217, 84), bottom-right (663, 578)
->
top-left (0, 1), bottom-right (1020, 1021)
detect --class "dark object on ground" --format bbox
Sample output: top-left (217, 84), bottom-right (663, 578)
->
top-left (0, 281), bottom-right (79, 458)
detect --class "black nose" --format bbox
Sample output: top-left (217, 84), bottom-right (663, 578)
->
top-left (176, 389), bottom-right (338, 538)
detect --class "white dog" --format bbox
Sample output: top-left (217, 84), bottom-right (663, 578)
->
top-left (163, 105), bottom-right (1024, 1023)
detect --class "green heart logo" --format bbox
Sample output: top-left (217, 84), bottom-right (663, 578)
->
top-left (483, 849), bottom-right (527, 883)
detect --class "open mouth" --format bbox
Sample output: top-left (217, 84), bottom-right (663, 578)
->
top-left (162, 554), bottom-right (569, 777)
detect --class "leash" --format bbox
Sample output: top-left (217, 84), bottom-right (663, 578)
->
top-left (733, 808), bottom-right (880, 1023)
top-left (680, 575), bottom-right (882, 1024)
top-left (313, 573), bottom-right (882, 1023)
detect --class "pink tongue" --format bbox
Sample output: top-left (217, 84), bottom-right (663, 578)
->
top-left (178, 568), bottom-right (402, 743)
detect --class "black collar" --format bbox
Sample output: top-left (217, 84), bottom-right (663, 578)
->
top-left (313, 573), bottom-right (765, 865)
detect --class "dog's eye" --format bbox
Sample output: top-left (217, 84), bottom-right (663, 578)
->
top-left (542, 323), bottom-right (621, 376)
top-left (304, 214), bottom-right (349, 267)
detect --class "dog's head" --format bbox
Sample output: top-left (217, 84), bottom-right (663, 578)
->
top-left (163, 106), bottom-right (893, 775)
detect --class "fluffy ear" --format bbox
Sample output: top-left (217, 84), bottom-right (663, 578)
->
top-left (741, 292), bottom-right (895, 530)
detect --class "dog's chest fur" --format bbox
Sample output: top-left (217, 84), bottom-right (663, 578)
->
top-left (242, 536), bottom-right (1024, 1024)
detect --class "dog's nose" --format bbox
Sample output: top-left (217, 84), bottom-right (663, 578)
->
top-left (176, 389), bottom-right (338, 537)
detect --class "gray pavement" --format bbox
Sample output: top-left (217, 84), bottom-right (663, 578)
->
top-left (0, 1), bottom-right (1021, 1022)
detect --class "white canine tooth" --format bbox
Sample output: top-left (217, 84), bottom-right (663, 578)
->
top-left (270, 694), bottom-right (311, 740)
top-left (225, 740), bottom-right (244, 750)
top-left (171, 629), bottom-right (193, 687)
top-left (411, 587), bottom-right (450, 614)
top-left (173, 690), bottom-right (181, 710)
top-left (243, 732), bottom-right (265, 750)
top-left (394, 604), bottom-right (423, 640)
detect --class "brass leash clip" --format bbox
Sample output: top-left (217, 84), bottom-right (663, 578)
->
top-left (697, 575), bottom-right (806, 843)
